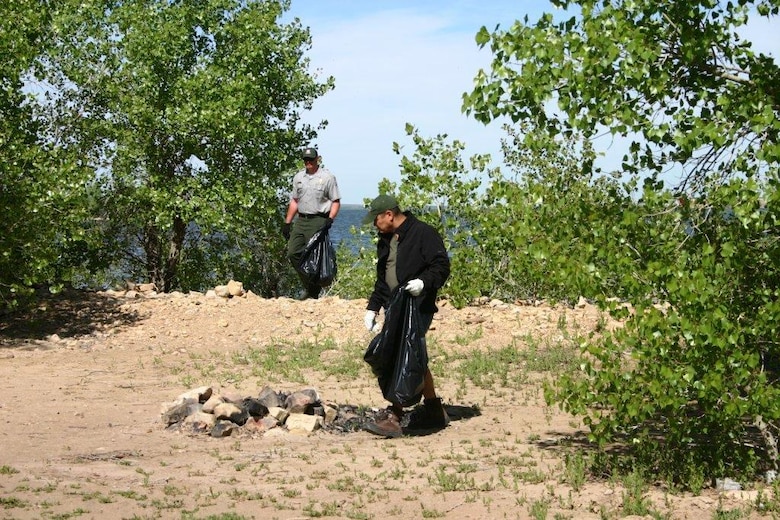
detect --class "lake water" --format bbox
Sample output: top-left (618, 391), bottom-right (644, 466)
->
top-left (330, 204), bottom-right (372, 250)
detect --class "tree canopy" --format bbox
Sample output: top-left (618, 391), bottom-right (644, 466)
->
top-left (463, 0), bottom-right (780, 190)
top-left (40, 0), bottom-right (333, 292)
top-left (458, 0), bottom-right (780, 484)
top-left (1, 1), bottom-right (94, 309)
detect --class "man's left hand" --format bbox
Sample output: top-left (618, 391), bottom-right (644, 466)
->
top-left (405, 279), bottom-right (424, 296)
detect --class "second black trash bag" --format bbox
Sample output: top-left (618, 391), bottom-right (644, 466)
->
top-left (298, 227), bottom-right (337, 288)
top-left (363, 287), bottom-right (428, 407)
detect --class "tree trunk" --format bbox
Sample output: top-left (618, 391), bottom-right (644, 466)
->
top-left (142, 216), bottom-right (185, 293)
top-left (143, 224), bottom-right (164, 291)
top-left (163, 215), bottom-right (186, 292)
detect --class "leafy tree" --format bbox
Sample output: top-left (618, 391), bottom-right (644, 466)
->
top-left (40, 0), bottom-right (333, 292)
top-left (0, 1), bottom-right (93, 310)
top-left (464, 0), bottom-right (779, 189)
top-left (463, 0), bottom-right (780, 483)
top-left (387, 124), bottom-right (631, 308)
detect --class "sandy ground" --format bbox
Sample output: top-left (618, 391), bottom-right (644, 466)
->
top-left (0, 290), bottom-right (772, 519)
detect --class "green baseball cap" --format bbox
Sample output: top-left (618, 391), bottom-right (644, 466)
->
top-left (363, 194), bottom-right (400, 225)
top-left (301, 147), bottom-right (318, 159)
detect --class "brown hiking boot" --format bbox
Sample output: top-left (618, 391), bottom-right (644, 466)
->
top-left (364, 409), bottom-right (403, 438)
top-left (407, 397), bottom-right (449, 431)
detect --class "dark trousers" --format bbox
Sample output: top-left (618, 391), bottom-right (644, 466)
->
top-left (287, 215), bottom-right (327, 298)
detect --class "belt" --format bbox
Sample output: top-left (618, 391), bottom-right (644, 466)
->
top-left (297, 213), bottom-right (328, 219)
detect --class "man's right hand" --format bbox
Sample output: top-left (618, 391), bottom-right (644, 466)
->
top-left (364, 310), bottom-right (377, 331)
top-left (282, 222), bottom-right (291, 240)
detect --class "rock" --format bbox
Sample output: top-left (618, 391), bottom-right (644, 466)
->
top-left (244, 416), bottom-right (279, 433)
top-left (202, 395), bottom-right (224, 414)
top-left (267, 406), bottom-right (289, 423)
top-left (213, 402), bottom-right (248, 426)
top-left (257, 386), bottom-right (282, 408)
top-left (177, 386), bottom-right (213, 404)
top-left (221, 390), bottom-right (244, 404)
top-left (715, 478), bottom-right (742, 491)
top-left (183, 411), bottom-right (216, 433)
top-left (241, 397), bottom-right (269, 418)
top-left (285, 388), bottom-right (320, 414)
top-left (286, 413), bottom-right (322, 433)
top-left (211, 420), bottom-right (235, 437)
top-left (227, 280), bottom-right (244, 297)
top-left (323, 405), bottom-right (338, 425)
top-left (161, 402), bottom-right (201, 426)
top-left (214, 285), bottom-right (230, 298)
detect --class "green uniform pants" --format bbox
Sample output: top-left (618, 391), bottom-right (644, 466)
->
top-left (287, 215), bottom-right (327, 298)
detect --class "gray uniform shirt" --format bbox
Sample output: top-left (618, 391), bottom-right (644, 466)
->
top-left (290, 167), bottom-right (341, 215)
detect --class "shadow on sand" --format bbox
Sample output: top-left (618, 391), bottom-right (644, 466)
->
top-left (0, 289), bottom-right (142, 349)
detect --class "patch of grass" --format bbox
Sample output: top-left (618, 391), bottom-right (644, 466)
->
top-left (113, 489), bottom-right (147, 501)
top-left (420, 505), bottom-right (445, 518)
top-left (529, 497), bottom-right (549, 520)
top-left (302, 500), bottom-right (340, 517)
top-left (513, 468), bottom-right (547, 485)
top-left (562, 452), bottom-right (587, 492)
top-left (0, 465), bottom-right (19, 475)
top-left (80, 490), bottom-right (113, 503)
top-left (621, 469), bottom-right (652, 516)
top-left (181, 513), bottom-right (250, 520)
top-left (454, 344), bottom-right (525, 389)
top-left (520, 339), bottom-right (580, 373)
top-left (430, 466), bottom-right (477, 492)
top-left (454, 325), bottom-right (483, 346)
top-left (713, 507), bottom-right (748, 519)
top-left (0, 496), bottom-right (28, 508)
top-left (281, 488), bottom-right (301, 498)
top-left (49, 508), bottom-right (89, 519)
top-left (327, 476), bottom-right (365, 494)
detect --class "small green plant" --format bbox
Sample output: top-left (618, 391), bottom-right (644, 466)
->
top-left (529, 497), bottom-right (549, 520)
top-left (0, 496), bottom-right (28, 508)
top-left (712, 508), bottom-right (747, 519)
top-left (454, 325), bottom-right (483, 346)
top-left (621, 469), bottom-right (651, 516)
top-left (420, 505), bottom-right (445, 518)
top-left (113, 490), bottom-right (147, 501)
top-left (562, 452), bottom-right (587, 491)
top-left (430, 466), bottom-right (476, 492)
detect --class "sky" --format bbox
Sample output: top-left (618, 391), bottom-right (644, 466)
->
top-left (284, 1), bottom-right (779, 204)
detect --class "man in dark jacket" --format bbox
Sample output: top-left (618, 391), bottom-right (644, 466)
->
top-left (361, 194), bottom-right (451, 438)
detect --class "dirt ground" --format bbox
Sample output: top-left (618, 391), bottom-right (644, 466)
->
top-left (0, 289), bottom-right (771, 519)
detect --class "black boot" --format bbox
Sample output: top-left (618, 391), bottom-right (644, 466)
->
top-left (305, 284), bottom-right (321, 299)
top-left (407, 397), bottom-right (449, 430)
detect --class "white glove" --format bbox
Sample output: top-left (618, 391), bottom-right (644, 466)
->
top-left (405, 279), bottom-right (424, 296)
top-left (364, 310), bottom-right (377, 331)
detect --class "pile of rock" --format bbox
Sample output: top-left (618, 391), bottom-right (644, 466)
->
top-left (160, 385), bottom-right (377, 438)
top-left (104, 279), bottom-right (248, 299)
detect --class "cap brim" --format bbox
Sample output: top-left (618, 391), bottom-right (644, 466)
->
top-left (362, 211), bottom-right (378, 225)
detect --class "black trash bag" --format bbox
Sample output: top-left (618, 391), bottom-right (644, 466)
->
top-left (298, 227), bottom-right (337, 288)
top-left (363, 287), bottom-right (428, 407)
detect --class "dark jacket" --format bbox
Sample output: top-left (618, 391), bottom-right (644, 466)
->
top-left (367, 212), bottom-right (450, 314)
